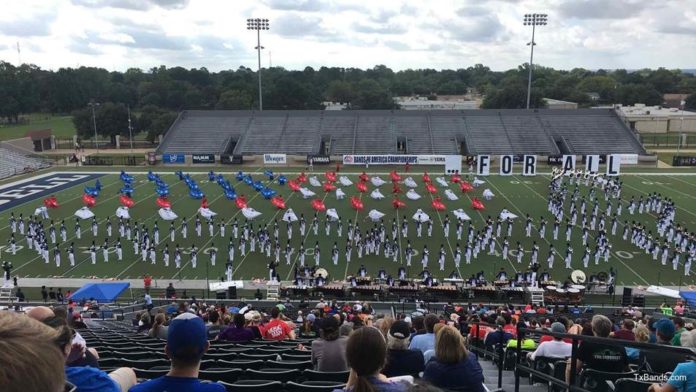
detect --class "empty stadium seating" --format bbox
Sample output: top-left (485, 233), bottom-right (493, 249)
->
top-left (157, 109), bottom-right (647, 156)
top-left (0, 147), bottom-right (51, 179)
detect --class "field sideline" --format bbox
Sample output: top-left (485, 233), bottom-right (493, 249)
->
top-left (1, 168), bottom-right (696, 289)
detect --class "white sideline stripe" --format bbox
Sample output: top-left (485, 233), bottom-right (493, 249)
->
top-left (34, 170), bottom-right (696, 177)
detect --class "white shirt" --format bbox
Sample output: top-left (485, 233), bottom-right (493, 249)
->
top-left (529, 340), bottom-right (572, 360)
top-left (144, 294), bottom-right (152, 305)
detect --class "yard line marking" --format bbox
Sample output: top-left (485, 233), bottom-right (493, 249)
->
top-left (284, 191), bottom-right (332, 281)
top-left (425, 189), bottom-right (462, 279)
top-left (344, 192), bottom-right (363, 281)
top-left (667, 175), bottom-right (696, 189)
top-left (621, 181), bottom-right (696, 219)
top-left (230, 190), bottom-right (297, 279)
top-left (516, 175), bottom-right (649, 286)
top-left (170, 168), bottom-right (267, 280)
top-left (634, 175), bottom-right (696, 200)
top-left (460, 183), bottom-right (518, 274)
top-left (12, 177), bottom-right (155, 274)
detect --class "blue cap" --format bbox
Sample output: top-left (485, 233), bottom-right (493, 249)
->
top-left (655, 318), bottom-right (676, 338)
top-left (167, 313), bottom-right (207, 357)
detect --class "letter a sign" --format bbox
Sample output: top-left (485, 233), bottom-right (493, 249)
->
top-left (562, 155), bottom-right (576, 172)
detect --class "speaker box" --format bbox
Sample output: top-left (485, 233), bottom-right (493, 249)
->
top-left (621, 287), bottom-right (633, 307)
top-left (622, 287), bottom-right (633, 297)
top-left (215, 290), bottom-right (226, 300)
top-left (632, 295), bottom-right (645, 307)
top-left (227, 286), bottom-right (237, 300)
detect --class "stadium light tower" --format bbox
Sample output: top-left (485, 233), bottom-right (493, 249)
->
top-left (247, 18), bottom-right (270, 111)
top-left (523, 13), bottom-right (547, 109)
top-left (88, 101), bottom-right (100, 150)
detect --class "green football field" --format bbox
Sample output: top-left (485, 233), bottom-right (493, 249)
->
top-left (2, 168), bottom-right (696, 288)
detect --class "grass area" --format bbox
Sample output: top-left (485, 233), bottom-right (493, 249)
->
top-left (0, 113), bottom-right (76, 140)
top-left (2, 168), bottom-right (696, 291)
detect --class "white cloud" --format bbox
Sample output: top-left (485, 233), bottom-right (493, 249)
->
top-left (0, 0), bottom-right (694, 72)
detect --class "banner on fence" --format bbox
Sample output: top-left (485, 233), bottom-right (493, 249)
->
top-left (341, 154), bottom-right (446, 165)
top-left (162, 153), bottom-right (185, 164)
top-left (444, 155), bottom-right (461, 174)
top-left (220, 155), bottom-right (243, 165)
top-left (618, 154), bottom-right (639, 165)
top-left (191, 154), bottom-right (215, 164)
top-left (307, 154), bottom-right (330, 165)
top-left (673, 156), bottom-right (696, 167)
top-left (263, 153), bottom-right (287, 165)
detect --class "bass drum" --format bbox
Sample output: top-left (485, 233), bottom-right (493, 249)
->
top-left (314, 268), bottom-right (329, 279)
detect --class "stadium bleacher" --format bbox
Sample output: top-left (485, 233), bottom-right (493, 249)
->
top-left (157, 109), bottom-right (647, 157)
top-left (0, 146), bottom-right (51, 179)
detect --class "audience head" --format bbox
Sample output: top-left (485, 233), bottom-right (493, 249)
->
top-left (434, 325), bottom-right (467, 364)
top-left (550, 322), bottom-right (566, 340)
top-left (376, 316), bottom-right (394, 338)
top-left (26, 306), bottom-right (55, 322)
top-left (319, 315), bottom-right (340, 341)
top-left (655, 318), bottom-right (676, 343)
top-left (271, 306), bottom-right (282, 319)
top-left (232, 313), bottom-right (246, 328)
top-left (0, 312), bottom-right (66, 392)
top-left (680, 330), bottom-right (696, 348)
top-left (591, 315), bottom-right (612, 338)
top-left (387, 320), bottom-right (411, 350)
top-left (622, 319), bottom-right (635, 331)
top-left (165, 313), bottom-right (209, 368)
top-left (412, 316), bottom-right (425, 333)
top-left (424, 314), bottom-right (439, 333)
top-left (346, 326), bottom-right (387, 392)
top-left (634, 325), bottom-right (650, 343)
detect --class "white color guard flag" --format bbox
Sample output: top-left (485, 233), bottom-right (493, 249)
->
top-left (522, 155), bottom-right (537, 176)
top-left (562, 155), bottom-right (576, 172)
top-left (585, 155), bottom-right (600, 173)
top-left (606, 154), bottom-right (621, 176)
top-left (477, 155), bottom-right (490, 176)
top-left (499, 155), bottom-right (513, 176)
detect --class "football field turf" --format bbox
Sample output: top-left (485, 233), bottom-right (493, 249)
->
top-left (2, 168), bottom-right (695, 288)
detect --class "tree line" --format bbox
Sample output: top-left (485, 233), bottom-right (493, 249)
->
top-left (0, 60), bottom-right (694, 143)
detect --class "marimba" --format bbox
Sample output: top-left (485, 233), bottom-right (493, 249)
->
top-left (351, 285), bottom-right (382, 294)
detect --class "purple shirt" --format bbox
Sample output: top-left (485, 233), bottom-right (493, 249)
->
top-left (217, 326), bottom-right (255, 342)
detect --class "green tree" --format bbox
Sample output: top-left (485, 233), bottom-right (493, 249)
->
top-left (138, 105), bottom-right (177, 142)
top-left (685, 94), bottom-right (696, 110)
top-left (325, 80), bottom-right (355, 103)
top-left (352, 79), bottom-right (395, 109)
top-left (216, 89), bottom-right (253, 109)
top-left (72, 102), bottom-right (129, 144)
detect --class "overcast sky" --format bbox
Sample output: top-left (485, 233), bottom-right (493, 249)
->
top-left (1, 0), bottom-right (695, 72)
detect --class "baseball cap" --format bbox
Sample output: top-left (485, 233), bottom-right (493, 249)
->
top-left (167, 313), bottom-right (207, 357)
top-left (307, 313), bottom-right (316, 322)
top-left (550, 322), bottom-right (566, 334)
top-left (390, 320), bottom-right (411, 339)
top-left (655, 318), bottom-right (676, 338)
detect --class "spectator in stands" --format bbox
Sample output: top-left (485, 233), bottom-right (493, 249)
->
top-left (484, 317), bottom-right (514, 350)
top-left (14, 287), bottom-right (25, 301)
top-left (674, 302), bottom-right (685, 317)
top-left (423, 323), bottom-right (446, 363)
top-left (205, 310), bottom-right (222, 339)
top-left (566, 315), bottom-right (628, 383)
top-left (138, 312), bottom-right (152, 333)
top-left (423, 326), bottom-right (485, 392)
top-left (410, 314), bottom-right (438, 353)
top-left (244, 310), bottom-right (263, 339)
top-left (57, 288), bottom-right (64, 303)
top-left (299, 313), bottom-right (317, 338)
top-left (70, 311), bottom-right (87, 329)
top-left (149, 313), bottom-right (169, 340)
top-left (383, 320), bottom-right (425, 378)
top-left (49, 287), bottom-right (56, 301)
top-left (642, 318), bottom-right (687, 374)
top-left (165, 283), bottom-right (176, 299)
top-left (611, 319), bottom-right (636, 341)
top-left (626, 324), bottom-right (650, 360)
top-left (410, 315), bottom-right (425, 337)
top-left (528, 322), bottom-right (572, 360)
top-left (41, 285), bottom-right (48, 302)
top-left (671, 317), bottom-right (686, 346)
top-left (311, 315), bottom-right (348, 371)
top-left (45, 313), bottom-right (137, 391)
top-left (0, 312), bottom-right (66, 392)
top-left (130, 313), bottom-right (224, 392)
top-left (28, 306), bottom-right (99, 368)
top-left (656, 318), bottom-right (677, 345)
top-left (345, 326), bottom-right (409, 392)
top-left (217, 313), bottom-right (254, 342)
top-left (649, 330), bottom-right (696, 392)
top-left (144, 291), bottom-right (153, 312)
top-left (262, 306), bottom-right (296, 340)
top-left (376, 316), bottom-right (395, 338)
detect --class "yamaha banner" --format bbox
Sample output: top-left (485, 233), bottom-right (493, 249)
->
top-left (191, 154), bottom-right (215, 164)
top-left (162, 153), bottom-right (185, 164)
top-left (307, 154), bottom-right (330, 165)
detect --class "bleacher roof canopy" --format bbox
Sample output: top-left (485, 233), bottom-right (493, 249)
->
top-left (156, 109), bottom-right (647, 156)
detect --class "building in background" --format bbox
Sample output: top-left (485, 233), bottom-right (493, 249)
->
top-left (394, 95), bottom-right (481, 110)
top-left (615, 104), bottom-right (696, 133)
top-left (543, 98), bottom-right (578, 109)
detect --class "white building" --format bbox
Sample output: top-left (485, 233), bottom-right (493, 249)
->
top-left (615, 104), bottom-right (696, 134)
top-left (394, 95), bottom-right (480, 110)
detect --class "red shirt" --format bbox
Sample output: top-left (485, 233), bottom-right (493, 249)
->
top-left (262, 319), bottom-right (292, 340)
top-left (503, 324), bottom-right (518, 338)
